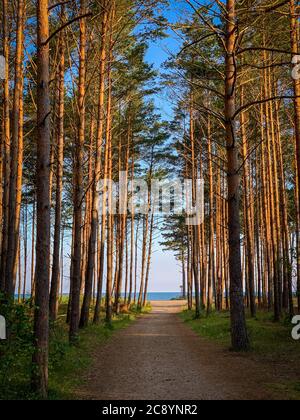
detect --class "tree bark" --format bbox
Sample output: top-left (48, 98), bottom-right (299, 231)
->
top-left (105, 3), bottom-right (115, 324)
top-left (225, 0), bottom-right (249, 351)
top-left (127, 155), bottom-right (135, 306)
top-left (291, 0), bottom-right (300, 213)
top-left (81, 3), bottom-right (108, 327)
top-left (50, 12), bottom-right (65, 323)
top-left (240, 100), bottom-right (256, 318)
top-left (143, 211), bottom-right (154, 307)
top-left (32, 0), bottom-right (51, 398)
top-left (115, 122), bottom-right (130, 313)
top-left (69, 0), bottom-right (86, 342)
top-left (207, 117), bottom-right (215, 314)
top-left (290, 0), bottom-right (300, 311)
top-left (0, 0), bottom-right (10, 294)
top-left (5, 0), bottom-right (25, 297)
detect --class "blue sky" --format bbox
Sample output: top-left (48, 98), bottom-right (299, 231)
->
top-left (145, 0), bottom-right (189, 120)
top-left (144, 1), bottom-right (188, 292)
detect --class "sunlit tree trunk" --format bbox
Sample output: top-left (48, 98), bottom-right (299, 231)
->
top-left (81, 4), bottom-right (108, 327)
top-left (138, 152), bottom-right (153, 308)
top-left (291, 0), bottom-right (300, 210)
top-left (290, 0), bottom-right (300, 311)
top-left (69, 0), bottom-right (86, 342)
top-left (22, 198), bottom-right (28, 300)
top-left (181, 245), bottom-right (187, 299)
top-left (50, 11), bottom-right (65, 322)
top-left (5, 0), bottom-right (25, 297)
top-left (105, 4), bottom-right (115, 323)
top-left (190, 98), bottom-right (200, 318)
top-left (240, 96), bottom-right (256, 318)
top-left (32, 0), bottom-right (51, 398)
top-left (143, 212), bottom-right (154, 307)
top-left (274, 100), bottom-right (293, 316)
top-left (128, 154), bottom-right (135, 306)
top-left (134, 218), bottom-right (140, 304)
top-left (207, 117), bottom-right (215, 314)
top-left (115, 120), bottom-right (130, 313)
top-left (16, 68), bottom-right (24, 301)
top-left (0, 0), bottom-right (10, 293)
top-left (31, 199), bottom-right (36, 298)
top-left (225, 0), bottom-right (249, 351)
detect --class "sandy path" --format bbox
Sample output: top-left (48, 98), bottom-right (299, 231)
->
top-left (74, 301), bottom-right (277, 400)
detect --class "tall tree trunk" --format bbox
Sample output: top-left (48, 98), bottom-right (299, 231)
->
top-left (115, 123), bottom-right (130, 313)
top-left (32, 0), bottom-right (51, 398)
top-left (291, 0), bottom-right (300, 212)
top-left (23, 198), bottom-right (28, 300)
top-left (31, 199), bottom-right (36, 298)
top-left (105, 3), bottom-right (115, 324)
top-left (60, 226), bottom-right (64, 301)
top-left (124, 222), bottom-right (129, 303)
top-left (50, 13), bottom-right (65, 322)
top-left (240, 99), bottom-right (256, 318)
top-left (187, 227), bottom-right (193, 310)
top-left (290, 0), bottom-right (300, 311)
top-left (16, 66), bottom-right (24, 301)
top-left (69, 0), bottom-right (86, 342)
top-left (128, 156), bottom-right (135, 306)
top-left (295, 150), bottom-right (300, 312)
top-left (207, 118), bottom-right (215, 314)
top-left (138, 196), bottom-right (150, 308)
top-left (134, 218), bottom-right (140, 304)
top-left (138, 154), bottom-right (153, 309)
top-left (5, 0), bottom-right (25, 297)
top-left (274, 100), bottom-right (293, 316)
top-left (81, 4), bottom-right (108, 327)
top-left (263, 56), bottom-right (280, 320)
top-left (0, 0), bottom-right (10, 293)
top-left (224, 0), bottom-right (249, 351)
top-left (190, 95), bottom-right (200, 318)
top-left (143, 211), bottom-right (154, 307)
top-left (182, 246), bottom-right (186, 299)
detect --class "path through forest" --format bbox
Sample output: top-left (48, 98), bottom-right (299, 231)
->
top-left (74, 302), bottom-right (280, 400)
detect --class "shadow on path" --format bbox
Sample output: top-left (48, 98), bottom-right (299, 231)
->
top-left (74, 301), bottom-right (278, 400)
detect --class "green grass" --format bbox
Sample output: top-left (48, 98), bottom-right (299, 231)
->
top-left (180, 309), bottom-right (300, 399)
top-left (0, 302), bottom-right (151, 400)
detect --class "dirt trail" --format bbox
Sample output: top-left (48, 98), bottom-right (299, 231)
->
top-left (74, 301), bottom-right (278, 400)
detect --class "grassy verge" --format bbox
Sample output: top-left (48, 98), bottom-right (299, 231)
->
top-left (0, 302), bottom-right (151, 400)
top-left (180, 310), bottom-right (300, 400)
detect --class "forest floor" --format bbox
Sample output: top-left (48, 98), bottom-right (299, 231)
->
top-left (73, 301), bottom-right (299, 400)
top-left (0, 304), bottom-right (150, 400)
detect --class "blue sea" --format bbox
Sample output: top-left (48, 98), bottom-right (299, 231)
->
top-left (145, 292), bottom-right (182, 301)
top-left (16, 292), bottom-right (183, 301)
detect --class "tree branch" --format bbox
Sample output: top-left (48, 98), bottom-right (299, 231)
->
top-left (42, 13), bottom-right (93, 46)
top-left (234, 96), bottom-right (300, 119)
top-left (48, 1), bottom-right (71, 12)
top-left (177, 33), bottom-right (216, 57)
top-left (237, 47), bottom-right (292, 55)
top-left (185, 0), bottom-right (226, 50)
